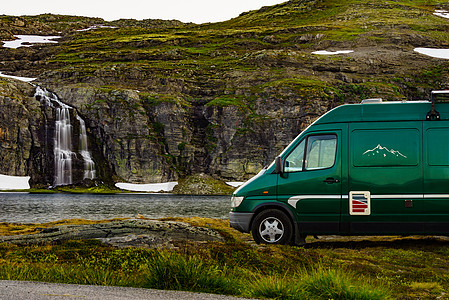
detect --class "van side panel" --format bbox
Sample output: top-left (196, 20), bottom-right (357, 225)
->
top-left (422, 121), bottom-right (449, 232)
top-left (347, 122), bottom-right (423, 234)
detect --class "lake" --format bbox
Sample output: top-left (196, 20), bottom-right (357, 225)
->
top-left (0, 193), bottom-right (231, 223)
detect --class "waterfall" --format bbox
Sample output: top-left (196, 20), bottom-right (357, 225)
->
top-left (77, 116), bottom-right (96, 180)
top-left (54, 103), bottom-right (74, 185)
top-left (34, 86), bottom-right (96, 186)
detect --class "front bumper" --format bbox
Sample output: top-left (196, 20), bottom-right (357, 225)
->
top-left (229, 211), bottom-right (254, 233)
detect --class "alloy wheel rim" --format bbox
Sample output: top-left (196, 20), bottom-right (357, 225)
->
top-left (259, 217), bottom-right (284, 243)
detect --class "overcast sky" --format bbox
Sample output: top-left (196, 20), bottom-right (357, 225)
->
top-left (1, 0), bottom-right (287, 24)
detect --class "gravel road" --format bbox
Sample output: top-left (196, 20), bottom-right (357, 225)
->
top-left (0, 281), bottom-right (251, 300)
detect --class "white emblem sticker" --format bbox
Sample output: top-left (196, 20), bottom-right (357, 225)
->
top-left (363, 144), bottom-right (407, 158)
top-left (350, 191), bottom-right (371, 216)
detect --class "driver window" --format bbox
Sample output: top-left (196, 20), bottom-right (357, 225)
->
top-left (305, 135), bottom-right (337, 170)
top-left (284, 134), bottom-right (337, 173)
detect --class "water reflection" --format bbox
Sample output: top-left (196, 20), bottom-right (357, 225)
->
top-left (0, 193), bottom-right (230, 223)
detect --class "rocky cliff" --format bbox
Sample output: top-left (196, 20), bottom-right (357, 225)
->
top-left (1, 0), bottom-right (449, 188)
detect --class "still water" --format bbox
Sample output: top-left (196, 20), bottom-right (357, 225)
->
top-left (0, 193), bottom-right (231, 223)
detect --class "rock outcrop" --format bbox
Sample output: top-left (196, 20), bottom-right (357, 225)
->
top-left (0, 219), bottom-right (224, 248)
top-left (0, 79), bottom-right (54, 186)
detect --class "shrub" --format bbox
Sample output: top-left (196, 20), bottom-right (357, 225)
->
top-left (249, 267), bottom-right (389, 300)
top-left (142, 251), bottom-right (240, 295)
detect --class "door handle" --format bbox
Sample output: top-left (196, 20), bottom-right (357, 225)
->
top-left (323, 178), bottom-right (340, 184)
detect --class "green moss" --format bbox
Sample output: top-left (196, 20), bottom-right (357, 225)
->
top-left (173, 174), bottom-right (235, 195)
top-left (235, 128), bottom-right (254, 135)
top-left (139, 92), bottom-right (178, 106)
top-left (52, 185), bottom-right (121, 194)
top-left (205, 95), bottom-right (248, 110)
top-left (28, 189), bottom-right (58, 194)
top-left (177, 142), bottom-right (187, 151)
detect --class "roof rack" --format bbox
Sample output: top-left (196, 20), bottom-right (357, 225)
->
top-left (426, 90), bottom-right (449, 120)
top-left (361, 98), bottom-right (382, 104)
top-left (431, 90), bottom-right (449, 101)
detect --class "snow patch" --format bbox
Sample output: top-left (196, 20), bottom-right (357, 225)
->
top-left (434, 10), bottom-right (449, 19)
top-left (414, 48), bottom-right (449, 59)
top-left (226, 182), bottom-right (244, 187)
top-left (0, 174), bottom-right (30, 190)
top-left (115, 182), bottom-right (178, 192)
top-left (312, 50), bottom-right (354, 55)
top-left (0, 72), bottom-right (36, 82)
top-left (2, 35), bottom-right (61, 49)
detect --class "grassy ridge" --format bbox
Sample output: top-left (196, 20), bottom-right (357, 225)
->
top-left (37, 0), bottom-right (449, 104)
top-left (1, 217), bottom-right (449, 299)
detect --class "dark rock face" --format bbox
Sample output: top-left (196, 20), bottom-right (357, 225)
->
top-left (0, 78), bottom-right (350, 187)
top-left (0, 79), bottom-right (53, 186)
top-left (48, 84), bottom-right (332, 184)
top-left (51, 86), bottom-right (179, 183)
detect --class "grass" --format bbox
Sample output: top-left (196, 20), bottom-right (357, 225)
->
top-left (250, 268), bottom-right (387, 300)
top-left (44, 0), bottom-right (449, 71)
top-left (2, 217), bottom-right (449, 298)
top-left (51, 185), bottom-right (121, 194)
top-left (0, 240), bottom-right (389, 299)
top-left (3, 185), bottom-right (125, 194)
top-left (142, 252), bottom-right (238, 294)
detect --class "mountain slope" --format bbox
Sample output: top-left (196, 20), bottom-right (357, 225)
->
top-left (0, 0), bottom-right (449, 186)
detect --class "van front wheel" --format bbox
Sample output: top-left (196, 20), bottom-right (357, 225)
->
top-left (251, 209), bottom-right (293, 245)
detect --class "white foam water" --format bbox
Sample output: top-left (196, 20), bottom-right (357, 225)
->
top-left (77, 116), bottom-right (96, 180)
top-left (34, 86), bottom-right (96, 186)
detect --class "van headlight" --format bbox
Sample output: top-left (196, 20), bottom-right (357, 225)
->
top-left (231, 196), bottom-right (244, 208)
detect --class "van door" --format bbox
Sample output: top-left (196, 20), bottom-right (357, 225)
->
top-left (422, 121), bottom-right (449, 233)
top-left (345, 122), bottom-right (423, 234)
top-left (277, 128), bottom-right (343, 234)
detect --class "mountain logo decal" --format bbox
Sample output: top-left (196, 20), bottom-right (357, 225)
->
top-left (362, 144), bottom-right (407, 158)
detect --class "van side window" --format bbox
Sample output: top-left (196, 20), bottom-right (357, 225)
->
top-left (284, 134), bottom-right (337, 173)
top-left (305, 135), bottom-right (337, 170)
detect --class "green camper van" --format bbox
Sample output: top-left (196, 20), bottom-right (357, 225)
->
top-left (230, 91), bottom-right (449, 245)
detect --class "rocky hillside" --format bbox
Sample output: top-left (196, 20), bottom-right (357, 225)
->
top-left (1, 0), bottom-right (449, 187)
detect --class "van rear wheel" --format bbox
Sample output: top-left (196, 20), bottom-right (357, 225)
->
top-left (251, 209), bottom-right (293, 245)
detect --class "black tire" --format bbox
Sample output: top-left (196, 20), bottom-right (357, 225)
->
top-left (251, 209), bottom-right (293, 245)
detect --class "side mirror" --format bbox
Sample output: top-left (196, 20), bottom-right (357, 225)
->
top-left (274, 156), bottom-right (284, 174)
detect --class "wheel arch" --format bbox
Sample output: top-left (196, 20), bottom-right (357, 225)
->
top-left (250, 202), bottom-right (299, 243)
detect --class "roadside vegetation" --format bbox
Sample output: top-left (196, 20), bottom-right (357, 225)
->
top-left (0, 217), bottom-right (448, 299)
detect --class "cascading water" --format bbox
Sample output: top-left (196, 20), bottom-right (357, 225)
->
top-left (34, 86), bottom-right (96, 186)
top-left (77, 116), bottom-right (96, 180)
top-left (54, 102), bottom-right (74, 185)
